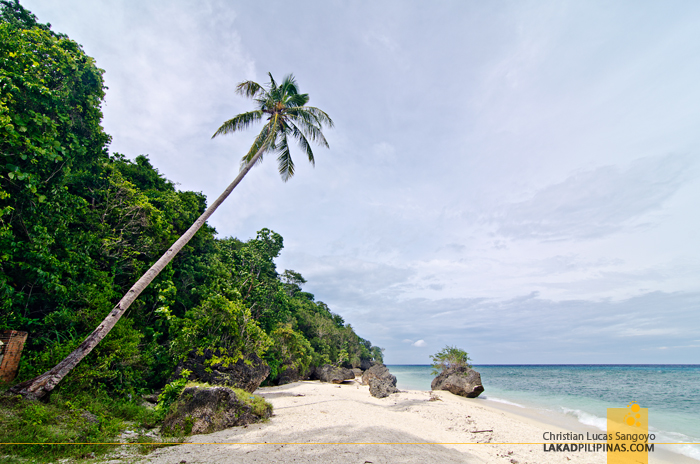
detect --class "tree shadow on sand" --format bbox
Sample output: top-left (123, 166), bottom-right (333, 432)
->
top-left (143, 424), bottom-right (485, 464)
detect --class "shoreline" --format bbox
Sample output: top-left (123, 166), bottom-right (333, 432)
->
top-left (475, 394), bottom-right (699, 464)
top-left (134, 380), bottom-right (698, 464)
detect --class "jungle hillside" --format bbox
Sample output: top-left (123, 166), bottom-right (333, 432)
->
top-left (0, 2), bottom-right (381, 458)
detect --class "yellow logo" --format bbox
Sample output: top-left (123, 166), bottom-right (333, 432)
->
top-left (607, 402), bottom-right (651, 464)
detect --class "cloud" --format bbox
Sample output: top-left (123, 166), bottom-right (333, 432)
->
top-left (284, 253), bottom-right (415, 309)
top-left (345, 291), bottom-right (700, 364)
top-left (412, 340), bottom-right (427, 347)
top-left (25, 0), bottom-right (700, 367)
top-left (490, 154), bottom-right (695, 241)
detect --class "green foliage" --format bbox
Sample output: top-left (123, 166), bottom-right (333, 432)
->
top-left (230, 387), bottom-right (272, 418)
top-left (0, 388), bottom-right (157, 462)
top-left (264, 325), bottom-right (313, 382)
top-left (213, 72), bottom-right (334, 182)
top-left (0, 3), bottom-right (386, 462)
top-left (154, 369), bottom-right (190, 421)
top-left (371, 346), bottom-right (384, 364)
top-left (170, 294), bottom-right (272, 366)
top-left (0, 0), bottom-right (382, 422)
top-left (430, 345), bottom-right (472, 375)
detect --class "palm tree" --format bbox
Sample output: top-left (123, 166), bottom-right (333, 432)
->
top-left (10, 73), bottom-right (333, 400)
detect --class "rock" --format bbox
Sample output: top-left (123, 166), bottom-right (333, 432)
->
top-left (307, 365), bottom-right (319, 380)
top-left (361, 363), bottom-right (396, 387)
top-left (80, 410), bottom-right (100, 424)
top-left (316, 364), bottom-right (355, 384)
top-left (352, 368), bottom-right (363, 378)
top-left (369, 377), bottom-right (399, 398)
top-left (142, 393), bottom-right (159, 404)
top-left (360, 358), bottom-right (372, 371)
top-left (277, 366), bottom-right (311, 385)
top-left (162, 386), bottom-right (271, 436)
top-left (430, 366), bottom-right (484, 398)
top-left (173, 350), bottom-right (270, 393)
top-left (362, 364), bottom-right (399, 398)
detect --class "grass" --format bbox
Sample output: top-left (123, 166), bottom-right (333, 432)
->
top-left (0, 387), bottom-right (162, 463)
top-left (0, 382), bottom-right (272, 462)
top-left (229, 387), bottom-right (272, 418)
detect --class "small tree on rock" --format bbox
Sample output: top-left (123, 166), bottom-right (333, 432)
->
top-left (430, 345), bottom-right (472, 375)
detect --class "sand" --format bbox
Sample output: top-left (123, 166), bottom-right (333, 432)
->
top-left (137, 380), bottom-right (697, 464)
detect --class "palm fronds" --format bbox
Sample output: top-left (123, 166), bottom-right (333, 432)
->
top-left (214, 72), bottom-right (332, 181)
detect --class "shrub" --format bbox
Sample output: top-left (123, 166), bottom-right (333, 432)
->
top-left (170, 295), bottom-right (272, 367)
top-left (429, 345), bottom-right (472, 375)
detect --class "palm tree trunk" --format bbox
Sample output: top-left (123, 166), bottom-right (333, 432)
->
top-left (9, 151), bottom-right (264, 400)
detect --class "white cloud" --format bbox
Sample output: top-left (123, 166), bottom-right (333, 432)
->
top-left (490, 154), bottom-right (695, 241)
top-left (412, 340), bottom-right (427, 348)
top-left (23, 0), bottom-right (700, 364)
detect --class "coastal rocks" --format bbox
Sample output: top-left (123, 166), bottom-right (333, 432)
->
top-left (276, 367), bottom-right (301, 385)
top-left (162, 386), bottom-right (271, 436)
top-left (316, 364), bottom-right (355, 384)
top-left (172, 350), bottom-right (270, 393)
top-left (361, 363), bottom-right (396, 386)
top-left (431, 366), bottom-right (484, 398)
top-left (369, 377), bottom-right (399, 398)
top-left (352, 368), bottom-right (363, 378)
top-left (362, 364), bottom-right (399, 398)
top-left (360, 358), bottom-right (372, 371)
top-left (276, 365), bottom-right (315, 385)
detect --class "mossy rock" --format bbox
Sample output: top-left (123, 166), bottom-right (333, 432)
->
top-left (430, 367), bottom-right (484, 398)
top-left (161, 386), bottom-right (272, 436)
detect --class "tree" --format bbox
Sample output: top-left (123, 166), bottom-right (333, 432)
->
top-left (10, 72), bottom-right (333, 399)
top-left (429, 345), bottom-right (472, 375)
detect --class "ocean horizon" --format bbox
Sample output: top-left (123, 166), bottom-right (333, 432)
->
top-left (387, 364), bottom-right (700, 461)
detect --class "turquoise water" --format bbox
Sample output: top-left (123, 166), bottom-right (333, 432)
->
top-left (388, 364), bottom-right (700, 461)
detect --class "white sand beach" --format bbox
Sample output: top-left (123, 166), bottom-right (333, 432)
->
top-left (139, 380), bottom-right (697, 464)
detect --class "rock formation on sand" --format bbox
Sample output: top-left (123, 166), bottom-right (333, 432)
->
top-left (369, 377), bottom-right (399, 398)
top-left (315, 364), bottom-right (355, 384)
top-left (276, 366), bottom-right (307, 385)
top-left (430, 366), bottom-right (484, 398)
top-left (162, 386), bottom-right (271, 435)
top-left (172, 350), bottom-right (270, 393)
top-left (362, 363), bottom-right (399, 398)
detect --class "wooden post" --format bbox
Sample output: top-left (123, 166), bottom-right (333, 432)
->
top-left (0, 331), bottom-right (29, 382)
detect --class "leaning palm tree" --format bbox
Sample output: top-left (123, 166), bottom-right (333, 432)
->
top-left (10, 72), bottom-right (333, 400)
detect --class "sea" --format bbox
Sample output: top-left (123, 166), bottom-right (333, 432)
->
top-left (387, 364), bottom-right (700, 461)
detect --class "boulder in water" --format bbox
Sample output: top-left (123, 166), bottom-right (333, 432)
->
top-left (430, 366), bottom-right (484, 398)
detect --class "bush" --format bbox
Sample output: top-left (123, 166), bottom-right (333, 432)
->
top-left (0, 388), bottom-right (158, 462)
top-left (264, 325), bottom-right (313, 383)
top-left (429, 345), bottom-right (472, 375)
top-left (170, 294), bottom-right (272, 367)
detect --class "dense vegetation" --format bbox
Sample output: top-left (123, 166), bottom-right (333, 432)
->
top-left (0, 3), bottom-right (380, 456)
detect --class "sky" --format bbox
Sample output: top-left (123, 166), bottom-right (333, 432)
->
top-left (22, 0), bottom-right (700, 364)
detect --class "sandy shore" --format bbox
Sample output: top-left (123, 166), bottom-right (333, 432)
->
top-left (137, 380), bottom-right (697, 464)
